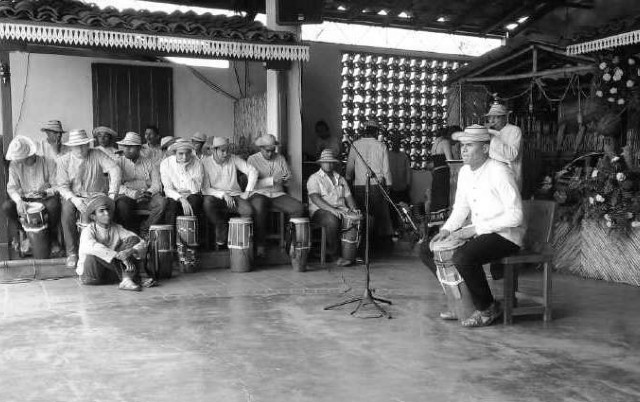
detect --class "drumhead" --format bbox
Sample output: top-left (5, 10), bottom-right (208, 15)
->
top-left (229, 217), bottom-right (252, 224)
top-left (149, 224), bottom-right (174, 231)
top-left (343, 212), bottom-right (362, 221)
top-left (290, 217), bottom-right (309, 224)
top-left (430, 237), bottom-right (466, 252)
top-left (26, 202), bottom-right (45, 213)
top-left (176, 215), bottom-right (197, 222)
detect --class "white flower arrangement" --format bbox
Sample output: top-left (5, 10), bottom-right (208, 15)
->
top-left (617, 172), bottom-right (627, 181)
top-left (596, 194), bottom-right (605, 202)
top-left (603, 73), bottom-right (612, 81)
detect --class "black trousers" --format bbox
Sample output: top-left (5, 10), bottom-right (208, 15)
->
top-left (164, 194), bottom-right (204, 225)
top-left (114, 194), bottom-right (167, 235)
top-left (203, 195), bottom-right (253, 244)
top-left (451, 234), bottom-right (520, 311)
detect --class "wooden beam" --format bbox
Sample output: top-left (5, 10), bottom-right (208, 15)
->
top-left (461, 65), bottom-right (594, 82)
top-left (466, 45), bottom-right (534, 78)
top-left (0, 51), bottom-right (12, 244)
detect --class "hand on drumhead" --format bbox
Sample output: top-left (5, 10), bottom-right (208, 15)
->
top-left (431, 229), bottom-right (450, 243)
top-left (180, 197), bottom-right (194, 216)
top-left (222, 194), bottom-right (236, 209)
top-left (239, 191), bottom-right (251, 200)
top-left (453, 226), bottom-right (476, 240)
top-left (25, 191), bottom-right (45, 199)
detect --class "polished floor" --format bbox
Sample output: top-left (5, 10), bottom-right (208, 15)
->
top-left (1, 255), bottom-right (639, 402)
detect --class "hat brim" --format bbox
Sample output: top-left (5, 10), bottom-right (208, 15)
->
top-left (256, 141), bottom-right (279, 147)
top-left (116, 140), bottom-right (141, 146)
top-left (7, 148), bottom-right (37, 161)
top-left (168, 143), bottom-right (195, 153)
top-left (451, 133), bottom-right (491, 142)
top-left (316, 158), bottom-right (341, 164)
top-left (192, 138), bottom-right (207, 143)
top-left (41, 128), bottom-right (66, 133)
top-left (485, 111), bottom-right (511, 116)
top-left (93, 128), bottom-right (118, 137)
top-left (83, 195), bottom-right (115, 220)
top-left (63, 138), bottom-right (93, 147)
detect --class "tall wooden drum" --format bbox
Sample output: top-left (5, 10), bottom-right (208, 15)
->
top-left (430, 237), bottom-right (476, 322)
top-left (176, 216), bottom-right (199, 247)
top-left (148, 224), bottom-right (175, 279)
top-left (228, 217), bottom-right (253, 273)
top-left (340, 212), bottom-right (362, 262)
top-left (288, 217), bottom-right (310, 272)
top-left (22, 203), bottom-right (50, 259)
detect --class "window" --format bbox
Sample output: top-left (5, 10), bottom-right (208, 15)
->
top-left (340, 52), bottom-right (462, 169)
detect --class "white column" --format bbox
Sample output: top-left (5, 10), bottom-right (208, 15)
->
top-left (266, 0), bottom-right (303, 200)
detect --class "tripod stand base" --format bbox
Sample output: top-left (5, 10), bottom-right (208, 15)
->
top-left (324, 288), bottom-right (392, 319)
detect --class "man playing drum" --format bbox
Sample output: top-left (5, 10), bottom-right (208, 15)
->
top-left (429, 125), bottom-right (524, 328)
top-left (77, 194), bottom-right (147, 291)
top-left (307, 149), bottom-right (359, 266)
top-left (3, 136), bottom-right (61, 255)
top-left (114, 132), bottom-right (167, 238)
top-left (247, 134), bottom-right (304, 258)
top-left (202, 137), bottom-right (257, 249)
top-left (57, 129), bottom-right (122, 269)
top-left (160, 138), bottom-right (205, 224)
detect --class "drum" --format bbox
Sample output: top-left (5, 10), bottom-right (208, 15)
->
top-left (430, 237), bottom-right (476, 322)
top-left (340, 212), bottom-right (362, 262)
top-left (148, 224), bottom-right (175, 280)
top-left (177, 215), bottom-right (199, 247)
top-left (23, 202), bottom-right (46, 227)
top-left (24, 224), bottom-right (50, 259)
top-left (288, 217), bottom-right (310, 272)
top-left (177, 243), bottom-right (199, 273)
top-left (228, 217), bottom-right (253, 273)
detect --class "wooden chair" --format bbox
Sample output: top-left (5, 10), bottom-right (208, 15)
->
top-left (310, 224), bottom-right (327, 267)
top-left (494, 200), bottom-right (556, 325)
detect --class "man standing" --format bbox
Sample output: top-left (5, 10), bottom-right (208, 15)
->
top-left (486, 102), bottom-right (523, 189)
top-left (77, 194), bottom-right (147, 291)
top-left (307, 149), bottom-right (359, 266)
top-left (202, 137), bottom-right (257, 249)
top-left (160, 138), bottom-right (205, 224)
top-left (57, 129), bottom-right (121, 268)
top-left (93, 126), bottom-right (120, 160)
top-left (114, 132), bottom-right (166, 238)
top-left (346, 120), bottom-right (393, 248)
top-left (36, 120), bottom-right (66, 184)
top-left (247, 134), bottom-right (304, 257)
top-left (430, 125), bottom-right (524, 328)
top-left (3, 136), bottom-right (61, 254)
top-left (141, 125), bottom-right (164, 168)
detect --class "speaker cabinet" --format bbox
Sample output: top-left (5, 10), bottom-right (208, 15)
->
top-left (276, 0), bottom-right (323, 25)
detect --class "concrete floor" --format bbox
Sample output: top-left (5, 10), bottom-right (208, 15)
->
top-left (1, 256), bottom-right (639, 402)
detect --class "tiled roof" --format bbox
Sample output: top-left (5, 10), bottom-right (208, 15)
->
top-left (0, 0), bottom-right (297, 43)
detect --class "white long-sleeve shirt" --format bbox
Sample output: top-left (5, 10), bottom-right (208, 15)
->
top-left (442, 158), bottom-right (525, 247)
top-left (346, 137), bottom-right (392, 186)
top-left (160, 156), bottom-right (204, 200)
top-left (489, 123), bottom-right (522, 189)
top-left (202, 155), bottom-right (257, 198)
top-left (247, 152), bottom-right (291, 198)
top-left (77, 222), bottom-right (147, 275)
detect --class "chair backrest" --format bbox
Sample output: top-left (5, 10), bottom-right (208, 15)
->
top-left (522, 200), bottom-right (556, 252)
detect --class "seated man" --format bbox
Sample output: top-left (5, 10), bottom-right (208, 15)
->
top-left (191, 132), bottom-right (207, 160)
top-left (93, 126), bottom-right (120, 160)
top-left (3, 136), bottom-right (61, 255)
top-left (141, 125), bottom-right (164, 168)
top-left (160, 138), bottom-right (204, 224)
top-left (247, 134), bottom-right (304, 257)
top-left (307, 149), bottom-right (359, 266)
top-left (114, 132), bottom-right (166, 238)
top-left (202, 137), bottom-right (257, 248)
top-left (57, 129), bottom-right (121, 268)
top-left (160, 136), bottom-right (176, 160)
top-left (429, 125), bottom-right (524, 328)
top-left (77, 194), bottom-right (147, 291)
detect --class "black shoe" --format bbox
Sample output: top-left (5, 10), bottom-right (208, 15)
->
top-left (216, 243), bottom-right (228, 251)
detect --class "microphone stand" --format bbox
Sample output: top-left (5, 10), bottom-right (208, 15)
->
top-left (324, 137), bottom-right (422, 318)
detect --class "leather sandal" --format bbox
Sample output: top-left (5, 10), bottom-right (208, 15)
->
top-left (461, 302), bottom-right (502, 328)
top-left (118, 278), bottom-right (142, 291)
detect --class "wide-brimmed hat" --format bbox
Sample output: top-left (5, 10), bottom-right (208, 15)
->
top-left (168, 138), bottom-right (194, 153)
top-left (452, 124), bottom-right (491, 142)
top-left (83, 194), bottom-right (115, 220)
top-left (116, 132), bottom-right (142, 146)
top-left (316, 149), bottom-right (341, 164)
top-left (191, 132), bottom-right (207, 143)
top-left (485, 103), bottom-right (511, 116)
top-left (210, 137), bottom-right (229, 149)
top-left (6, 135), bottom-right (37, 161)
top-left (255, 134), bottom-right (279, 148)
top-left (64, 129), bottom-right (93, 147)
top-left (92, 126), bottom-right (117, 138)
top-left (363, 120), bottom-right (379, 129)
top-left (41, 120), bottom-right (65, 133)
top-left (160, 136), bottom-right (176, 149)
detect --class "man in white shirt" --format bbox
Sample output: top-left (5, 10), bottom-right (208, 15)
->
top-left (247, 134), bottom-right (304, 257)
top-left (92, 126), bottom-right (120, 160)
top-left (346, 120), bottom-right (393, 249)
top-left (307, 149), bottom-right (359, 266)
top-left (486, 103), bottom-right (522, 189)
top-left (430, 125), bottom-right (524, 328)
top-left (160, 139), bottom-right (205, 225)
top-left (202, 137), bottom-right (257, 248)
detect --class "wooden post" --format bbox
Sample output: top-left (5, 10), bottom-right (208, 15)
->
top-left (0, 51), bottom-right (12, 246)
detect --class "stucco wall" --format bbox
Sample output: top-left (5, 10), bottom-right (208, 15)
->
top-left (9, 52), bottom-right (266, 142)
